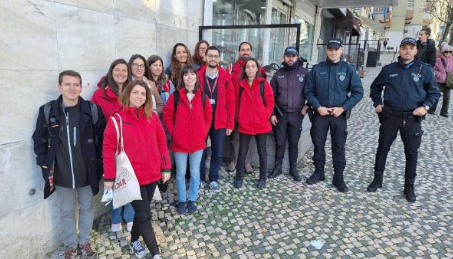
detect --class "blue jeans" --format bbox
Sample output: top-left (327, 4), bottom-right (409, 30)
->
top-left (200, 128), bottom-right (226, 183)
top-left (174, 150), bottom-right (203, 202)
top-left (111, 203), bottom-right (135, 224)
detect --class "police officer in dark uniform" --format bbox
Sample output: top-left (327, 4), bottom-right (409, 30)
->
top-left (268, 46), bottom-right (309, 182)
top-left (368, 37), bottom-right (440, 202)
top-left (304, 38), bottom-right (363, 192)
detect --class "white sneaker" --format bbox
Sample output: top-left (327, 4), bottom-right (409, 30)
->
top-left (130, 240), bottom-right (146, 258)
top-left (126, 222), bottom-right (133, 232)
top-left (111, 223), bottom-right (122, 232)
top-left (153, 255), bottom-right (162, 259)
top-left (209, 181), bottom-right (221, 193)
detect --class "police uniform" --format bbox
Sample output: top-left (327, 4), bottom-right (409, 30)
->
top-left (268, 46), bottom-right (309, 182)
top-left (304, 38), bottom-right (364, 192)
top-left (368, 37), bottom-right (440, 202)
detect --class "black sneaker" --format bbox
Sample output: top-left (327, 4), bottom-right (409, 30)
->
top-left (187, 201), bottom-right (197, 214)
top-left (257, 179), bottom-right (266, 189)
top-left (306, 171), bottom-right (325, 185)
top-left (234, 178), bottom-right (243, 188)
top-left (440, 113), bottom-right (449, 118)
top-left (177, 202), bottom-right (187, 214)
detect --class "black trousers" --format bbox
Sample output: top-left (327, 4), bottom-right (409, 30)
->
top-left (430, 82), bottom-right (451, 115)
top-left (310, 113), bottom-right (347, 172)
top-left (273, 112), bottom-right (304, 166)
top-left (131, 181), bottom-right (159, 256)
top-left (236, 133), bottom-right (268, 179)
top-left (374, 111), bottom-right (423, 180)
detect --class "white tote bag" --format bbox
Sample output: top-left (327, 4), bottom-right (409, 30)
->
top-left (111, 114), bottom-right (142, 209)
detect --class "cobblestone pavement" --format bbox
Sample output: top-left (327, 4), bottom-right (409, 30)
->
top-left (47, 67), bottom-right (453, 258)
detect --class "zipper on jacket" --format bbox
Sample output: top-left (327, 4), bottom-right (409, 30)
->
top-left (64, 111), bottom-right (76, 189)
top-left (73, 127), bottom-right (76, 147)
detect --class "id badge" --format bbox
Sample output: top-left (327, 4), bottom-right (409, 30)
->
top-left (210, 99), bottom-right (216, 105)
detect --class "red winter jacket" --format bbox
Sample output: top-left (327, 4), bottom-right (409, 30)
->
top-left (103, 107), bottom-right (171, 185)
top-left (236, 77), bottom-right (274, 135)
top-left (197, 66), bottom-right (235, 130)
top-left (228, 59), bottom-right (267, 103)
top-left (91, 86), bottom-right (121, 119)
top-left (163, 89), bottom-right (212, 153)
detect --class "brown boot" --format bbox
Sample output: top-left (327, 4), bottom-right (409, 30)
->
top-left (78, 241), bottom-right (97, 259)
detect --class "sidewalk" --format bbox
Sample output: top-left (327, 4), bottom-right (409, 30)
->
top-left (46, 66), bottom-right (453, 258)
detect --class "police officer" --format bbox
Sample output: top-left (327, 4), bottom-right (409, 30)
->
top-left (368, 37), bottom-right (440, 202)
top-left (268, 46), bottom-right (309, 182)
top-left (304, 38), bottom-right (363, 192)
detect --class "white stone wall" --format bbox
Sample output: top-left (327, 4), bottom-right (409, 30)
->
top-left (0, 0), bottom-right (202, 258)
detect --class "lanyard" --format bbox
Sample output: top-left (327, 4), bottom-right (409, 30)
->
top-left (205, 73), bottom-right (219, 98)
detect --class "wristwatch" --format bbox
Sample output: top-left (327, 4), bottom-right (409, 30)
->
top-left (424, 105), bottom-right (430, 111)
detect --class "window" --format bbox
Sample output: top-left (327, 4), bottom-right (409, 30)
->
top-left (295, 16), bottom-right (314, 61)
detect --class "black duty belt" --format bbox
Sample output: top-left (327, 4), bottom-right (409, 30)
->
top-left (389, 110), bottom-right (414, 118)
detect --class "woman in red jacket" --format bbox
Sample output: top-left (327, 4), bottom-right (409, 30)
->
top-left (234, 58), bottom-right (274, 190)
top-left (92, 59), bottom-right (129, 120)
top-left (103, 80), bottom-right (171, 259)
top-left (92, 59), bottom-right (135, 233)
top-left (163, 65), bottom-right (212, 215)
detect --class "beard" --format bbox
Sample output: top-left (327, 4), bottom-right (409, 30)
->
top-left (241, 55), bottom-right (250, 61)
top-left (208, 63), bottom-right (218, 68)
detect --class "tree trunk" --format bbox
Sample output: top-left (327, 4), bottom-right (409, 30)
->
top-left (442, 23), bottom-right (452, 43)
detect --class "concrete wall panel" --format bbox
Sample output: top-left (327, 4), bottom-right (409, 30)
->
top-left (114, 16), bottom-right (157, 60)
top-left (55, 0), bottom-right (114, 13)
top-left (114, 0), bottom-right (156, 22)
top-left (0, 0), bottom-right (57, 70)
top-left (56, 3), bottom-right (115, 71)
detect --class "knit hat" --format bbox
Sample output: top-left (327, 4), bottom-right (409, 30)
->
top-left (442, 45), bottom-right (453, 52)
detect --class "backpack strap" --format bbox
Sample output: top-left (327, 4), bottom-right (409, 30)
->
top-left (441, 58), bottom-right (448, 73)
top-left (201, 92), bottom-right (206, 110)
top-left (88, 101), bottom-right (99, 125)
top-left (43, 100), bottom-right (55, 126)
top-left (173, 90), bottom-right (180, 113)
top-left (259, 80), bottom-right (266, 107)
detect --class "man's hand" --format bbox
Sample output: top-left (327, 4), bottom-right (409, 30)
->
top-left (301, 105), bottom-right (309, 115)
top-left (317, 107), bottom-right (330, 116)
top-left (413, 107), bottom-right (428, 116)
top-left (329, 107), bottom-right (345, 117)
top-left (104, 181), bottom-right (114, 191)
top-left (375, 105), bottom-right (384, 113)
top-left (270, 115), bottom-right (278, 126)
top-left (226, 129), bottom-right (233, 136)
top-left (161, 173), bottom-right (171, 183)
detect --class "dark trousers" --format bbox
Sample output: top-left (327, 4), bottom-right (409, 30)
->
top-left (273, 112), bottom-right (304, 165)
top-left (374, 112), bottom-right (423, 180)
top-left (200, 128), bottom-right (226, 183)
top-left (236, 133), bottom-right (268, 179)
top-left (310, 113), bottom-right (347, 172)
top-left (430, 83), bottom-right (451, 115)
top-left (131, 181), bottom-right (159, 256)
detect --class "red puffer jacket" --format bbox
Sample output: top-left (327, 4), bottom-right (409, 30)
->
top-left (236, 77), bottom-right (274, 135)
top-left (91, 86), bottom-right (121, 120)
top-left (163, 88), bottom-right (212, 153)
top-left (197, 66), bottom-right (235, 130)
top-left (103, 107), bottom-right (171, 185)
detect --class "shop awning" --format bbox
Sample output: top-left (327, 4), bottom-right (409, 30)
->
top-left (359, 16), bottom-right (385, 35)
top-left (335, 10), bottom-right (361, 36)
top-left (308, 0), bottom-right (397, 7)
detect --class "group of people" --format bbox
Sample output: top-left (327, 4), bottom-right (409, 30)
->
top-left (32, 33), bottom-right (441, 259)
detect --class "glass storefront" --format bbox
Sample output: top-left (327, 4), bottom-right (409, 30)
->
top-left (295, 16), bottom-right (314, 61)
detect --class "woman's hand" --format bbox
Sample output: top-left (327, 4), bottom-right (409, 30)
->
top-left (104, 181), bottom-right (114, 191)
top-left (161, 173), bottom-right (171, 183)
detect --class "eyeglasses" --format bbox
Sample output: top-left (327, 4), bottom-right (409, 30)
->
top-left (444, 51), bottom-right (452, 53)
top-left (207, 54), bottom-right (220, 59)
top-left (132, 63), bottom-right (145, 69)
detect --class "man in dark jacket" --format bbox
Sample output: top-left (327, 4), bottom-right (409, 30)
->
top-left (32, 70), bottom-right (106, 259)
top-left (416, 27), bottom-right (437, 67)
top-left (368, 37), bottom-right (440, 202)
top-left (304, 38), bottom-right (364, 192)
top-left (268, 46), bottom-right (309, 182)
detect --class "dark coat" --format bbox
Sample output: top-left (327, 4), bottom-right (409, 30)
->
top-left (370, 57), bottom-right (440, 111)
top-left (416, 38), bottom-right (437, 68)
top-left (32, 96), bottom-right (106, 199)
top-left (304, 60), bottom-right (363, 111)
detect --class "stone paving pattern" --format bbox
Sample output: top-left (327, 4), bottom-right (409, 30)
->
top-left (46, 67), bottom-right (453, 258)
